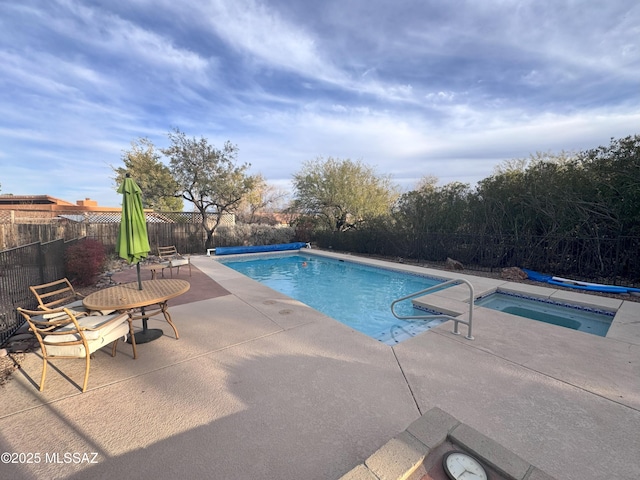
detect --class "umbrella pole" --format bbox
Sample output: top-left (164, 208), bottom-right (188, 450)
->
top-left (137, 262), bottom-right (143, 290)
top-left (128, 261), bottom-right (163, 344)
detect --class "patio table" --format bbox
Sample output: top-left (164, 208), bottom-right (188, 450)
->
top-left (83, 279), bottom-right (190, 344)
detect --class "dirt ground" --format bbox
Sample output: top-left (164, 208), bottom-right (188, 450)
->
top-left (1, 254), bottom-right (637, 386)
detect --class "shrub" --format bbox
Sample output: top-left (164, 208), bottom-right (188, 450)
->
top-left (64, 238), bottom-right (106, 286)
top-left (215, 224), bottom-right (295, 247)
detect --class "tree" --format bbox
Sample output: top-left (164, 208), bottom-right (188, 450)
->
top-left (161, 129), bottom-right (258, 248)
top-left (291, 157), bottom-right (398, 232)
top-left (395, 178), bottom-right (471, 234)
top-left (113, 138), bottom-right (183, 211)
top-left (236, 174), bottom-right (290, 224)
top-left (577, 134), bottom-right (640, 236)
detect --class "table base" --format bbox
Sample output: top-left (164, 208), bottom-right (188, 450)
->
top-left (130, 328), bottom-right (163, 344)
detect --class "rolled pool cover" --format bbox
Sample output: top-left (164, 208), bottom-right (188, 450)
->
top-left (522, 268), bottom-right (640, 294)
top-left (214, 242), bottom-right (309, 256)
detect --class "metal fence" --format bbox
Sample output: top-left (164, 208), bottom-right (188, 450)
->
top-left (0, 238), bottom-right (80, 345)
top-left (0, 222), bottom-right (206, 345)
top-left (5, 226), bottom-right (638, 344)
top-left (314, 230), bottom-right (640, 286)
top-left (0, 220), bottom-right (290, 345)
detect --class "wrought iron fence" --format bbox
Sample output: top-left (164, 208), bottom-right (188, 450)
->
top-left (0, 238), bottom-right (80, 345)
top-left (314, 230), bottom-right (640, 286)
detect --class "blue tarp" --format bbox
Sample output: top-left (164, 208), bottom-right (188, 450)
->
top-left (214, 242), bottom-right (308, 256)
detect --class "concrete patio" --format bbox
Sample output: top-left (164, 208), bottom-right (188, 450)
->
top-left (1, 252), bottom-right (639, 479)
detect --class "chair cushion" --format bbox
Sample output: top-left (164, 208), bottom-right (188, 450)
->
top-left (42, 300), bottom-right (86, 319)
top-left (170, 258), bottom-right (189, 267)
top-left (44, 314), bottom-right (128, 344)
top-left (43, 322), bottom-right (130, 357)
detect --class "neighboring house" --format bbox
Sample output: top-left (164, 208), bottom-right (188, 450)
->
top-left (0, 194), bottom-right (235, 225)
top-left (0, 195), bottom-right (123, 224)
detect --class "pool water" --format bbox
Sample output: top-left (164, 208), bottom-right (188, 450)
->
top-left (475, 291), bottom-right (614, 336)
top-left (220, 254), bottom-right (449, 344)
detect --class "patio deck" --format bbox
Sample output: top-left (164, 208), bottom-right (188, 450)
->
top-left (1, 253), bottom-right (638, 479)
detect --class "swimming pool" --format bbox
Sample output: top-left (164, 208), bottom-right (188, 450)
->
top-left (475, 291), bottom-right (614, 336)
top-left (219, 253), bottom-right (450, 344)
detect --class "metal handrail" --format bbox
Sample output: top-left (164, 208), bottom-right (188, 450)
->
top-left (390, 278), bottom-right (475, 340)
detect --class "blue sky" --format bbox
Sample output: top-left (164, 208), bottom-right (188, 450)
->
top-left (1, 0), bottom-right (639, 208)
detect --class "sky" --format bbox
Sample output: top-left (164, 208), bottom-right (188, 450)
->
top-left (1, 0), bottom-right (639, 208)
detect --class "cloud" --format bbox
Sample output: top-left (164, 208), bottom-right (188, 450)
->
top-left (197, 0), bottom-right (344, 82)
top-left (0, 0), bottom-right (638, 208)
top-left (48, 1), bottom-right (209, 73)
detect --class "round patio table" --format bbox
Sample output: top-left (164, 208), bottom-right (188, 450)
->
top-left (83, 279), bottom-right (190, 344)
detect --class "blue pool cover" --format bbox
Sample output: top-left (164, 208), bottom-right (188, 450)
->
top-left (215, 242), bottom-right (308, 256)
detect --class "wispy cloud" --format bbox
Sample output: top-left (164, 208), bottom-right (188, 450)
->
top-left (0, 0), bottom-right (638, 206)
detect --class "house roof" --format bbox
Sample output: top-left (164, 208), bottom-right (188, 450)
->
top-left (0, 194), bottom-right (77, 206)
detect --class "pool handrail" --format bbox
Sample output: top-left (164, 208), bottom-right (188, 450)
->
top-left (390, 278), bottom-right (475, 340)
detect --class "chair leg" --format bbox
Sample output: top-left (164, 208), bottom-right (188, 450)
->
top-left (40, 358), bottom-right (48, 392)
top-left (82, 354), bottom-right (91, 393)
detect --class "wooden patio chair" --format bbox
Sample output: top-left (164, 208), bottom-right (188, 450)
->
top-left (157, 245), bottom-right (191, 278)
top-left (16, 307), bottom-right (137, 392)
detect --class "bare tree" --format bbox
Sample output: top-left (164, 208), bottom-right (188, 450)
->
top-left (161, 129), bottom-right (257, 248)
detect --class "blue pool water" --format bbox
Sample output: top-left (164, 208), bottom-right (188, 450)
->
top-left (220, 254), bottom-right (449, 344)
top-left (475, 291), bottom-right (614, 336)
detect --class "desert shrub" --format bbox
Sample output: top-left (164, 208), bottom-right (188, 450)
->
top-left (292, 216), bottom-right (317, 243)
top-left (64, 238), bottom-right (106, 286)
top-left (250, 225), bottom-right (294, 245)
top-left (215, 224), bottom-right (251, 246)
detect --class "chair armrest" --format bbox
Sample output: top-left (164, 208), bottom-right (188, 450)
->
top-left (18, 307), bottom-right (86, 323)
top-left (46, 310), bottom-right (129, 342)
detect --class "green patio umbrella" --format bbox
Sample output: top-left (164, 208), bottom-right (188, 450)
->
top-left (116, 174), bottom-right (161, 343)
top-left (116, 173), bottom-right (150, 290)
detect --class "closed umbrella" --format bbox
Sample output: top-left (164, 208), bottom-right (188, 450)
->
top-left (117, 173), bottom-right (150, 288)
top-left (116, 173), bottom-right (160, 343)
